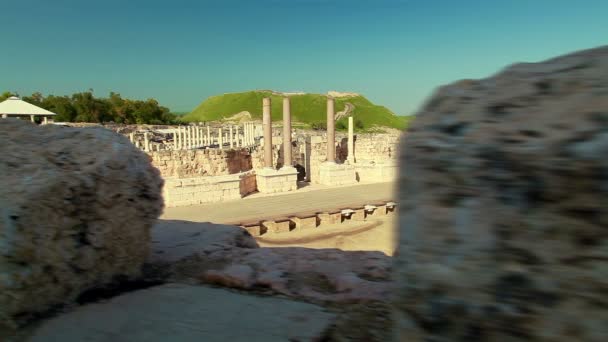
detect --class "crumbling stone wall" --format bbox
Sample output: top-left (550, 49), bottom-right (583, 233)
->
top-left (251, 132), bottom-right (400, 183)
top-left (150, 149), bottom-right (253, 178)
top-left (163, 171), bottom-right (257, 208)
top-left (394, 46), bottom-right (608, 340)
top-left (0, 120), bottom-right (163, 331)
top-left (351, 134), bottom-right (399, 162)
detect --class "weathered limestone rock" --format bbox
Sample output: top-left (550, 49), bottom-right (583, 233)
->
top-left (149, 220), bottom-right (393, 304)
top-left (28, 284), bottom-right (335, 342)
top-left (0, 120), bottom-right (163, 330)
top-left (394, 46), bottom-right (608, 340)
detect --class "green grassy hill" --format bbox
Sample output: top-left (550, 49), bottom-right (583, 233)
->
top-left (182, 90), bottom-right (409, 130)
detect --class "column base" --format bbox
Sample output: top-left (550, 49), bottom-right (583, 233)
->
top-left (318, 162), bottom-right (357, 186)
top-left (256, 167), bottom-right (298, 193)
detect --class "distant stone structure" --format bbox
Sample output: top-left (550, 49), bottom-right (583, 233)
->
top-left (394, 46), bottom-right (608, 340)
top-left (0, 119), bottom-right (163, 331)
top-left (319, 96), bottom-right (357, 185)
top-left (255, 97), bottom-right (299, 194)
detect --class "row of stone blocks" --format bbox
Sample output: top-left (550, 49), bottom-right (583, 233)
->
top-left (239, 201), bottom-right (397, 237)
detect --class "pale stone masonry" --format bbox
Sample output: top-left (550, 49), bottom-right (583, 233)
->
top-left (163, 171), bottom-right (256, 207)
top-left (151, 149), bottom-right (252, 178)
top-left (255, 167), bottom-right (298, 194)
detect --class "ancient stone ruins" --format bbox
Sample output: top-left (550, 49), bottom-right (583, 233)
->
top-left (1, 46), bottom-right (607, 341)
top-left (71, 95), bottom-right (400, 208)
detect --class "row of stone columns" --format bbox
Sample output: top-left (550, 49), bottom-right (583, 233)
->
top-left (171, 123), bottom-right (261, 150)
top-left (325, 96), bottom-right (356, 164)
top-left (261, 97), bottom-right (294, 169)
top-left (128, 132), bottom-right (156, 152)
top-left (260, 95), bottom-right (356, 169)
top-left (243, 122), bottom-right (256, 146)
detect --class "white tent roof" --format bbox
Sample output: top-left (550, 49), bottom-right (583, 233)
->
top-left (0, 96), bottom-right (56, 116)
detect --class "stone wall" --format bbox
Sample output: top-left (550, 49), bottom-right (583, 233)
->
top-left (150, 149), bottom-right (253, 178)
top-left (251, 132), bottom-right (401, 183)
top-left (151, 130), bottom-right (400, 207)
top-left (163, 171), bottom-right (256, 207)
top-left (350, 134), bottom-right (399, 163)
top-left (393, 46), bottom-right (608, 340)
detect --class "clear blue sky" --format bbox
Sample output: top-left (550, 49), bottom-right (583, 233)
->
top-left (1, 0), bottom-right (606, 114)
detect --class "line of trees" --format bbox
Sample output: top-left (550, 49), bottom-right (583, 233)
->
top-left (0, 91), bottom-right (179, 124)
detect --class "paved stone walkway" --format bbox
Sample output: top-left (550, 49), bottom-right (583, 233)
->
top-left (161, 182), bottom-right (396, 225)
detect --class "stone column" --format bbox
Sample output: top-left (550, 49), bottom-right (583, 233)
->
top-left (348, 116), bottom-right (355, 163)
top-left (177, 128), bottom-right (182, 150)
top-left (129, 133), bottom-right (134, 144)
top-left (196, 126), bottom-right (200, 147)
top-left (282, 97), bottom-right (292, 168)
top-left (1, 114), bottom-right (7, 118)
top-left (229, 125), bottom-right (234, 148)
top-left (263, 98), bottom-right (273, 168)
top-left (218, 128), bottom-right (223, 149)
top-left (235, 126), bottom-right (240, 147)
top-left (180, 127), bottom-right (185, 150)
top-left (144, 133), bottom-right (149, 152)
top-left (195, 126), bottom-right (199, 147)
top-left (326, 96), bottom-right (336, 163)
top-left (30, 115), bottom-right (35, 123)
top-left (243, 123), bottom-right (247, 146)
top-left (43, 117), bottom-right (48, 125)
top-left (248, 122), bottom-right (253, 145)
top-left (190, 126), bottom-right (195, 148)
top-left (184, 127), bottom-right (189, 149)
top-left (181, 127), bottom-right (186, 150)
top-left (206, 125), bottom-right (211, 146)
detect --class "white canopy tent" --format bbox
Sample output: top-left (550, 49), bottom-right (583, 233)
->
top-left (0, 96), bottom-right (56, 124)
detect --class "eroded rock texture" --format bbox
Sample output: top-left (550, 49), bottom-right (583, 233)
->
top-left (394, 46), bottom-right (608, 340)
top-left (0, 120), bottom-right (163, 330)
top-left (148, 220), bottom-right (393, 304)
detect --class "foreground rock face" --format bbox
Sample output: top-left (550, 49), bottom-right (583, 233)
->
top-left (0, 120), bottom-right (163, 330)
top-left (394, 46), bottom-right (608, 340)
top-left (28, 284), bottom-right (335, 342)
top-left (149, 220), bottom-right (393, 304)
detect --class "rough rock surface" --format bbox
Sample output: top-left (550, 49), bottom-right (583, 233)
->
top-left (148, 220), bottom-right (393, 304)
top-left (27, 283), bottom-right (335, 342)
top-left (394, 46), bottom-right (608, 340)
top-left (0, 120), bottom-right (163, 331)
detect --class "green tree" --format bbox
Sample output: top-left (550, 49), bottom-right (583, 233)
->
top-left (0, 91), bottom-right (15, 102)
top-left (2, 90), bottom-right (178, 124)
top-left (42, 95), bottom-right (77, 122)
